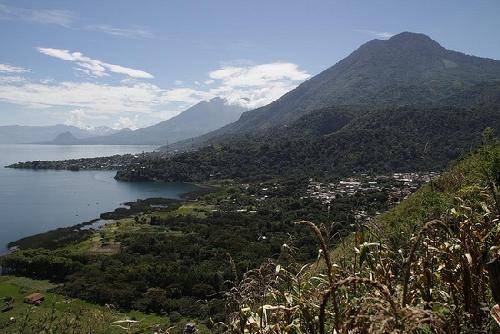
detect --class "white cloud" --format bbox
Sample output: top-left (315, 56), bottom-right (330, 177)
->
top-left (102, 63), bottom-right (153, 79)
top-left (209, 82), bottom-right (294, 109)
top-left (85, 24), bottom-right (154, 39)
top-left (357, 29), bottom-right (395, 39)
top-left (113, 116), bottom-right (138, 130)
top-left (207, 62), bottom-right (311, 108)
top-left (0, 61), bottom-right (310, 126)
top-left (160, 88), bottom-right (209, 104)
top-left (0, 63), bottom-right (29, 73)
top-left (158, 62), bottom-right (310, 110)
top-left (61, 109), bottom-right (109, 128)
top-left (0, 80), bottom-right (164, 113)
top-left (210, 67), bottom-right (243, 80)
top-left (0, 4), bottom-right (76, 27)
top-left (37, 47), bottom-right (154, 79)
top-left (209, 63), bottom-right (310, 87)
top-left (375, 32), bottom-right (394, 39)
top-left (0, 75), bottom-right (27, 84)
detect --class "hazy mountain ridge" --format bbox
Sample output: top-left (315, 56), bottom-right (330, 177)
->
top-left (49, 97), bottom-right (247, 145)
top-left (0, 124), bottom-right (119, 144)
top-left (41, 131), bottom-right (80, 145)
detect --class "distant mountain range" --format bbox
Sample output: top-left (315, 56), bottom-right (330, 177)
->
top-left (115, 32), bottom-right (500, 182)
top-left (45, 97), bottom-right (246, 145)
top-left (0, 124), bottom-right (118, 144)
top-left (0, 97), bottom-right (246, 146)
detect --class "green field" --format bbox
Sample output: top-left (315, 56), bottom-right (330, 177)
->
top-left (0, 276), bottom-right (208, 333)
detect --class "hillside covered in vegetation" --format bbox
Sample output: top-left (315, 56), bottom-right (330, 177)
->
top-left (223, 134), bottom-right (500, 333)
top-left (116, 106), bottom-right (500, 182)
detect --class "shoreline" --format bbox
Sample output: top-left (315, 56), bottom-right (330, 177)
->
top-left (5, 153), bottom-right (143, 171)
top-left (2, 183), bottom-right (214, 253)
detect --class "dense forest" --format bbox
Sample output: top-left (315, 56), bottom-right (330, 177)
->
top-left (116, 106), bottom-right (500, 183)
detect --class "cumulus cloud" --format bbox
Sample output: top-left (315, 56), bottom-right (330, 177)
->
top-left (62, 109), bottom-right (109, 128)
top-left (0, 78), bottom-right (207, 119)
top-left (0, 80), bottom-right (164, 113)
top-left (0, 3), bottom-right (76, 27)
top-left (0, 63), bottom-right (29, 73)
top-left (153, 62), bottom-right (311, 110)
top-left (209, 63), bottom-right (309, 86)
top-left (0, 61), bottom-right (310, 127)
top-left (37, 47), bottom-right (154, 79)
top-left (209, 82), bottom-right (295, 109)
top-left (160, 88), bottom-right (209, 105)
top-left (113, 116), bottom-right (139, 130)
top-left (0, 76), bottom-right (27, 84)
top-left (206, 62), bottom-right (311, 108)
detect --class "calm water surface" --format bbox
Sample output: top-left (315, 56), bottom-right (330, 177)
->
top-left (0, 145), bottom-right (197, 252)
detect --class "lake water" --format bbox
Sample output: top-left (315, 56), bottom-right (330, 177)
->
top-left (0, 144), bottom-right (197, 252)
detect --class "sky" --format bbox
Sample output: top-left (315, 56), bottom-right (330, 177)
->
top-left (0, 1), bottom-right (499, 130)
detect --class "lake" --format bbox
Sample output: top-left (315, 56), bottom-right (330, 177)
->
top-left (0, 144), bottom-right (198, 252)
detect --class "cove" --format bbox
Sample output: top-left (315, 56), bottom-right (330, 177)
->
top-left (0, 144), bottom-right (197, 252)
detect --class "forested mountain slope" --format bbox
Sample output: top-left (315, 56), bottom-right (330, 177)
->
top-left (117, 105), bottom-right (500, 182)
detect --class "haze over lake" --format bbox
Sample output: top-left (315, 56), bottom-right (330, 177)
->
top-left (0, 144), bottom-right (197, 252)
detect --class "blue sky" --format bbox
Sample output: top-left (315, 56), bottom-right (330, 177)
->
top-left (0, 0), bottom-right (499, 129)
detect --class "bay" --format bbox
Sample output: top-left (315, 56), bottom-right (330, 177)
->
top-left (0, 144), bottom-right (197, 252)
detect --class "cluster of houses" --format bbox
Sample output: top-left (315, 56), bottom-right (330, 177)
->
top-left (240, 183), bottom-right (282, 202)
top-left (307, 172), bottom-right (438, 205)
